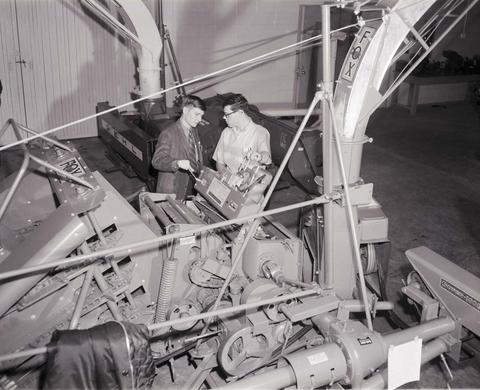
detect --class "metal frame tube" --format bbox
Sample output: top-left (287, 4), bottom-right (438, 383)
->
top-left (0, 152), bottom-right (29, 221)
top-left (326, 96), bottom-right (373, 330)
top-left (28, 154), bottom-right (94, 190)
top-left (321, 4), bottom-right (334, 290)
top-left (383, 317), bottom-right (456, 347)
top-left (69, 266), bottom-right (94, 329)
top-left (149, 287), bottom-right (320, 332)
top-left (0, 196), bottom-right (332, 282)
top-left (87, 211), bottom-right (108, 247)
top-left (15, 121), bottom-right (73, 152)
top-left (361, 338), bottom-right (449, 389)
top-left (217, 365), bottom-right (296, 390)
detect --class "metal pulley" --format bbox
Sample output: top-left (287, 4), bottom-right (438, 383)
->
top-left (218, 324), bottom-right (274, 376)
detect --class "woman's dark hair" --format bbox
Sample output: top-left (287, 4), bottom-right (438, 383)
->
top-left (222, 94), bottom-right (249, 111)
top-left (181, 95), bottom-right (206, 111)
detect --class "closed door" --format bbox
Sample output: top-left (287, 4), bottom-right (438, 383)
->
top-left (0, 0), bottom-right (138, 145)
top-left (294, 5), bottom-right (354, 108)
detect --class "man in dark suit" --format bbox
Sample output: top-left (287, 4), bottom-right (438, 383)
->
top-left (151, 95), bottom-right (205, 200)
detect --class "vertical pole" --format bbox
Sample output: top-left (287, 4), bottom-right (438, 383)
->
top-left (321, 5), bottom-right (334, 289)
top-left (157, 0), bottom-right (167, 113)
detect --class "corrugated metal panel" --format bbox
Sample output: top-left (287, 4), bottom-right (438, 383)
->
top-left (1, 0), bottom-right (140, 143)
top-left (0, 0), bottom-right (27, 145)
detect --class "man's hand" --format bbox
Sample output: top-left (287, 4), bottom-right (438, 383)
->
top-left (177, 160), bottom-right (193, 171)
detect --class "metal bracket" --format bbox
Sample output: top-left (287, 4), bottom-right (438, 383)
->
top-left (392, 10), bottom-right (430, 50)
top-left (335, 183), bottom-right (373, 208)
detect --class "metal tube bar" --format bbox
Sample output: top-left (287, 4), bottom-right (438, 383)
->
top-left (321, 4), bottom-right (334, 290)
top-left (69, 266), bottom-right (94, 329)
top-left (92, 268), bottom-right (122, 321)
top-left (87, 211), bottom-right (108, 247)
top-left (165, 29), bottom-right (187, 96)
top-left (383, 317), bottom-right (456, 347)
top-left (0, 196), bottom-right (331, 282)
top-left (217, 365), bottom-right (296, 390)
top-left (28, 154), bottom-right (94, 190)
top-left (16, 122), bottom-right (73, 152)
top-left (0, 347), bottom-right (49, 364)
top-left (394, 12), bottom-right (430, 50)
top-left (341, 300), bottom-right (394, 312)
top-left (326, 96), bottom-right (373, 331)
top-left (0, 120), bottom-right (11, 139)
top-left (361, 0), bottom-right (480, 122)
top-left (0, 152), bottom-right (29, 221)
top-left (361, 338), bottom-right (449, 389)
top-left (148, 287), bottom-right (320, 331)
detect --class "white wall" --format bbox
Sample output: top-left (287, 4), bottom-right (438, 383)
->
top-left (1, 0), bottom-right (323, 141)
top-left (159, 0), bottom-right (322, 105)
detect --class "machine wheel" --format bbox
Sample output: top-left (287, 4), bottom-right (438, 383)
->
top-left (218, 325), bottom-right (274, 376)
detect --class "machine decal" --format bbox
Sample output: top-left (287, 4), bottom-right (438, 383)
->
top-left (307, 351), bottom-right (328, 365)
top-left (341, 26), bottom-right (376, 82)
top-left (441, 279), bottom-right (480, 312)
top-left (357, 336), bottom-right (373, 345)
top-left (102, 119), bottom-right (144, 161)
top-left (207, 177), bottom-right (230, 207)
top-left (179, 235), bottom-right (196, 246)
top-left (57, 157), bottom-right (86, 176)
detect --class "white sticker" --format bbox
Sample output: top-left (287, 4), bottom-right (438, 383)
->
top-left (179, 235), bottom-right (196, 246)
top-left (387, 337), bottom-right (422, 390)
top-left (307, 352), bottom-right (328, 365)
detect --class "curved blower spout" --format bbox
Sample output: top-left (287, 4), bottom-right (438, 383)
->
top-left (82, 0), bottom-right (164, 114)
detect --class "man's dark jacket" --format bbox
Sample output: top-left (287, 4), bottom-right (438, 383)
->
top-left (151, 120), bottom-right (203, 200)
top-left (42, 321), bottom-right (155, 389)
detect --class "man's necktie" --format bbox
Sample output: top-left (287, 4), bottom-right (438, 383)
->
top-left (187, 131), bottom-right (199, 173)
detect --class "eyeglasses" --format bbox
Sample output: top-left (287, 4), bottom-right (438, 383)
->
top-left (223, 110), bottom-right (238, 119)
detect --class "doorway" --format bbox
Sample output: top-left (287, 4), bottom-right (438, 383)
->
top-left (293, 5), bottom-right (355, 108)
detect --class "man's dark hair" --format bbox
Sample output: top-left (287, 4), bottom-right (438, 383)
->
top-left (222, 94), bottom-right (248, 111)
top-left (181, 95), bottom-right (206, 111)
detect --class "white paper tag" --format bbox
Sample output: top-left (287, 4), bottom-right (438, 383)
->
top-left (179, 235), bottom-right (196, 246)
top-left (387, 337), bottom-right (422, 390)
top-left (307, 351), bottom-right (328, 365)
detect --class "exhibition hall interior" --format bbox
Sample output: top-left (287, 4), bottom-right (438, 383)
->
top-left (0, 1), bottom-right (479, 389)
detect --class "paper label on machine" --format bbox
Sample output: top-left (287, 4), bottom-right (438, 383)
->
top-left (308, 352), bottom-right (328, 365)
top-left (387, 337), bottom-right (422, 390)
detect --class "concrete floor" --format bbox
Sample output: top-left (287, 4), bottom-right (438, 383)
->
top-left (1, 101), bottom-right (479, 388)
top-left (361, 102), bottom-right (480, 389)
